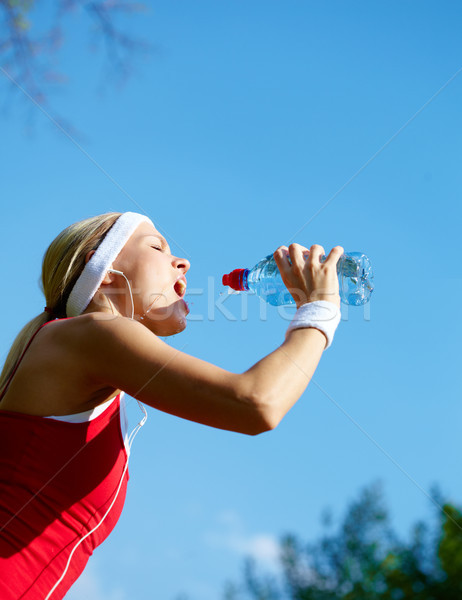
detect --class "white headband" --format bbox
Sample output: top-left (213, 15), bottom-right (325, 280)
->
top-left (66, 212), bottom-right (154, 317)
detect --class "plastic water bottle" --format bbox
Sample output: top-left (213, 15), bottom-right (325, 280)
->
top-left (222, 252), bottom-right (374, 307)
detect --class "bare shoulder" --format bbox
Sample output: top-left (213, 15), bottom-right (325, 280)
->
top-left (46, 313), bottom-right (156, 371)
top-left (60, 312), bottom-right (163, 357)
top-left (47, 313), bottom-right (151, 349)
top-left (0, 315), bottom-right (140, 416)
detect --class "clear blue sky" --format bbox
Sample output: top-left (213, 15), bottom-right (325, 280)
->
top-left (1, 1), bottom-right (462, 598)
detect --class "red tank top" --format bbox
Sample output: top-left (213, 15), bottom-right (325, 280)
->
top-left (0, 321), bottom-right (130, 599)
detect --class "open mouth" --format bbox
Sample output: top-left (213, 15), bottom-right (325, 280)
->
top-left (174, 277), bottom-right (187, 298)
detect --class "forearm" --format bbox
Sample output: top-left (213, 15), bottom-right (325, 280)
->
top-left (240, 327), bottom-right (327, 428)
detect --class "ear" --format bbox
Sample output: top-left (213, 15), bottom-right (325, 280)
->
top-left (101, 269), bottom-right (115, 285)
top-left (85, 250), bottom-right (114, 285)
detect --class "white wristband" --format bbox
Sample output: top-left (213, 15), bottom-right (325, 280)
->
top-left (285, 301), bottom-right (341, 349)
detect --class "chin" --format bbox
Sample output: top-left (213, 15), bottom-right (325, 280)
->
top-left (171, 317), bottom-right (188, 335)
top-left (150, 316), bottom-right (187, 337)
top-left (143, 300), bottom-right (189, 336)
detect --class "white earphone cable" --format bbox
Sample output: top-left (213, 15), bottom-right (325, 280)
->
top-left (107, 269), bottom-right (134, 320)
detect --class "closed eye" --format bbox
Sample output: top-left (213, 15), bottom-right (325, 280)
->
top-left (151, 246), bottom-right (163, 251)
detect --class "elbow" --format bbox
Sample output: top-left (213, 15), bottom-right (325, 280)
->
top-left (248, 417), bottom-right (278, 436)
top-left (233, 376), bottom-right (283, 436)
top-left (244, 391), bottom-right (283, 436)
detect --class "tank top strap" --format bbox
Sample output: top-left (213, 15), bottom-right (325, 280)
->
top-left (0, 318), bottom-right (68, 402)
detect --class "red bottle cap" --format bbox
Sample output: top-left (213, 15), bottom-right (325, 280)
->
top-left (222, 268), bottom-right (248, 291)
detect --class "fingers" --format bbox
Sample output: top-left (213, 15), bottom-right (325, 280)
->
top-left (324, 245), bottom-right (344, 265)
top-left (275, 243), bottom-right (343, 266)
top-left (307, 244), bottom-right (325, 265)
top-left (285, 243), bottom-right (325, 266)
top-left (275, 244), bottom-right (311, 271)
top-left (288, 243), bottom-right (309, 270)
top-left (273, 242), bottom-right (342, 308)
top-left (273, 245), bottom-right (289, 265)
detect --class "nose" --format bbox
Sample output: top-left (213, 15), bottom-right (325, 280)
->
top-left (173, 256), bottom-right (190, 274)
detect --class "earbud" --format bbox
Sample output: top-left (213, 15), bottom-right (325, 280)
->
top-left (106, 269), bottom-right (134, 320)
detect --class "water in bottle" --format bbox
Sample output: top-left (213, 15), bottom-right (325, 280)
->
top-left (222, 252), bottom-right (374, 307)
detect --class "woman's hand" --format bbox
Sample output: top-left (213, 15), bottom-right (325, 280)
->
top-left (273, 243), bottom-right (344, 309)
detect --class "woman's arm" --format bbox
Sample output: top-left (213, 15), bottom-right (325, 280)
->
top-left (73, 314), bottom-right (326, 435)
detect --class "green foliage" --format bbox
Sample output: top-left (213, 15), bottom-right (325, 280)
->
top-left (436, 504), bottom-right (462, 597)
top-left (223, 483), bottom-right (462, 600)
top-left (5, 0), bottom-right (33, 32)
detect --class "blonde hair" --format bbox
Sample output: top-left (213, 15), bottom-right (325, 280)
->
top-left (0, 212), bottom-right (121, 394)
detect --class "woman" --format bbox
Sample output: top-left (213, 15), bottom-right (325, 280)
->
top-left (0, 211), bottom-right (343, 599)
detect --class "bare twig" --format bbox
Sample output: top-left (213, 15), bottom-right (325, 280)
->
top-left (0, 0), bottom-right (152, 134)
